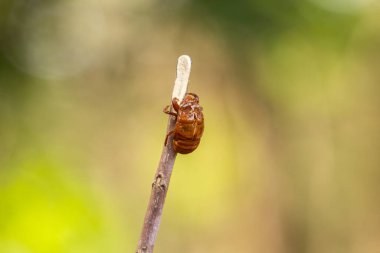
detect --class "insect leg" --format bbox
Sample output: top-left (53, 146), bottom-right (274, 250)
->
top-left (172, 98), bottom-right (180, 112)
top-left (163, 105), bottom-right (177, 117)
top-left (164, 130), bottom-right (175, 146)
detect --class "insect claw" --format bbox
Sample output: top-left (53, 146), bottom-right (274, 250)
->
top-left (163, 106), bottom-right (177, 117)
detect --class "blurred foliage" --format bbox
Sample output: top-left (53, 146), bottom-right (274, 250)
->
top-left (1, 0), bottom-right (380, 252)
top-left (165, 0), bottom-right (357, 42)
top-left (0, 155), bottom-right (129, 253)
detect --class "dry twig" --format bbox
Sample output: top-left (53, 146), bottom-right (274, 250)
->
top-left (136, 55), bottom-right (192, 253)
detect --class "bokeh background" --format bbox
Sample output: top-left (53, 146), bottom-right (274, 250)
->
top-left (1, 0), bottom-right (380, 252)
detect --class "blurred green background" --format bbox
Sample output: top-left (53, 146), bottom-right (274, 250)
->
top-left (1, 0), bottom-right (380, 252)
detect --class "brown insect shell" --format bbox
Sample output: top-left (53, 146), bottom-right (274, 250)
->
top-left (171, 93), bottom-right (204, 154)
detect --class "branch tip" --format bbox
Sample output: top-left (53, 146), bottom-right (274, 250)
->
top-left (172, 55), bottom-right (191, 102)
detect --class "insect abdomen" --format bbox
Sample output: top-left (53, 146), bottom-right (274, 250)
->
top-left (173, 137), bottom-right (200, 154)
top-left (173, 121), bottom-right (203, 154)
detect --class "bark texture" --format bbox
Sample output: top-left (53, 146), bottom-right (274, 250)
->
top-left (136, 116), bottom-right (177, 253)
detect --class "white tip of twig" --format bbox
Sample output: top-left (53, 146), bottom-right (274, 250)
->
top-left (172, 55), bottom-right (191, 102)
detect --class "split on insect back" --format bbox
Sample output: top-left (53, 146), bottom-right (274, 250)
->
top-left (164, 55), bottom-right (204, 154)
